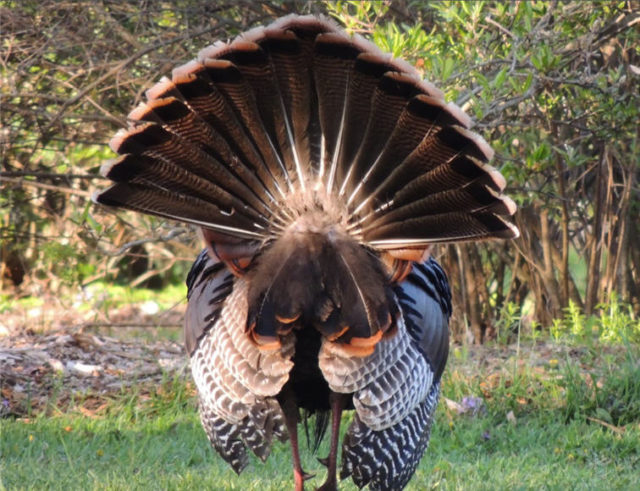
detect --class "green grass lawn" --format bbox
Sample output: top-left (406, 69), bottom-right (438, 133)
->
top-left (2, 339), bottom-right (639, 490)
top-left (2, 406), bottom-right (639, 490)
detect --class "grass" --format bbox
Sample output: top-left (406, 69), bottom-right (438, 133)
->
top-left (2, 340), bottom-right (639, 490)
top-left (2, 402), bottom-right (638, 490)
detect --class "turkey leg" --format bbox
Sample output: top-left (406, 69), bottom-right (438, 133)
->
top-left (280, 389), bottom-right (314, 491)
top-left (317, 391), bottom-right (347, 491)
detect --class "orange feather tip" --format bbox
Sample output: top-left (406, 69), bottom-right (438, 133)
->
top-left (275, 313), bottom-right (301, 324)
top-left (412, 78), bottom-right (444, 101)
top-left (222, 260), bottom-right (247, 278)
top-left (444, 101), bottom-right (472, 129)
top-left (90, 189), bottom-right (108, 206)
top-left (314, 31), bottom-right (352, 46)
top-left (467, 159), bottom-right (508, 191)
top-left (235, 257), bottom-right (253, 269)
top-left (502, 195), bottom-right (518, 215)
top-left (237, 25), bottom-right (267, 43)
top-left (171, 60), bottom-right (203, 82)
top-left (228, 39), bottom-right (261, 53)
top-left (247, 326), bottom-right (282, 351)
top-left (409, 95), bottom-right (470, 129)
top-left (230, 257), bottom-right (253, 274)
top-left (388, 247), bottom-right (431, 262)
top-left (326, 325), bottom-right (350, 342)
top-left (391, 56), bottom-right (425, 82)
top-left (127, 101), bottom-right (152, 122)
top-left (145, 76), bottom-right (176, 101)
top-left (355, 51), bottom-right (392, 69)
top-left (108, 128), bottom-right (129, 153)
top-left (484, 187), bottom-right (517, 216)
top-left (349, 329), bottom-right (383, 348)
top-left (504, 220), bottom-right (521, 239)
top-left (197, 41), bottom-right (231, 62)
top-left (108, 122), bottom-right (157, 154)
top-left (260, 28), bottom-right (297, 43)
top-left (127, 97), bottom-right (176, 122)
top-left (269, 13), bottom-right (340, 35)
top-left (455, 126), bottom-right (495, 161)
top-left (333, 343), bottom-right (376, 358)
top-left (257, 340), bottom-right (282, 352)
top-left (98, 157), bottom-right (120, 178)
top-left (201, 58), bottom-right (234, 71)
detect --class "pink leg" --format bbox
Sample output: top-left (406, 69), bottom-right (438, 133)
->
top-left (281, 393), bottom-right (314, 491)
top-left (317, 392), bottom-right (347, 491)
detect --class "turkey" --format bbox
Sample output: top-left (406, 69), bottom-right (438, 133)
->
top-left (93, 14), bottom-right (518, 490)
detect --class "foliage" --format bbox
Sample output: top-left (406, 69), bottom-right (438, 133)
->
top-left (561, 344), bottom-right (640, 426)
top-left (1, 1), bottom-right (639, 342)
top-left (551, 293), bottom-right (640, 344)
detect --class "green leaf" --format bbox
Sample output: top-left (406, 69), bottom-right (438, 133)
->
top-left (493, 66), bottom-right (508, 89)
top-left (442, 57), bottom-right (456, 81)
top-left (522, 72), bottom-right (533, 92)
top-left (594, 408), bottom-right (613, 424)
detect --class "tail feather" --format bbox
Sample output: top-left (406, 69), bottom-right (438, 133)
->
top-left (312, 33), bottom-right (361, 188)
top-left (344, 72), bottom-right (424, 204)
top-left (168, 67), bottom-right (279, 205)
top-left (361, 124), bottom-right (497, 217)
top-left (270, 15), bottom-right (340, 172)
top-left (259, 30), bottom-right (314, 181)
top-left (376, 155), bottom-right (507, 211)
top-left (105, 123), bottom-right (268, 225)
top-left (335, 53), bottom-right (395, 190)
top-left (348, 94), bottom-right (472, 212)
top-left (95, 13), bottom-right (519, 263)
top-left (128, 97), bottom-right (272, 215)
top-left (366, 211), bottom-right (518, 248)
top-left (365, 182), bottom-right (517, 232)
top-left (217, 40), bottom-right (299, 189)
top-left (100, 154), bottom-right (263, 223)
top-left (198, 57), bottom-right (290, 197)
top-left (95, 182), bottom-right (263, 238)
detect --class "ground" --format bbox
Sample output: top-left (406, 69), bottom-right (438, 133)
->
top-left (1, 296), bottom-right (639, 489)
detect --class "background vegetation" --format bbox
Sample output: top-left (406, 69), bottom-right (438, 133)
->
top-left (2, 0), bottom-right (639, 343)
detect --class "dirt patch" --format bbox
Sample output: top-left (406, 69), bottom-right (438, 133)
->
top-left (0, 296), bottom-right (189, 418)
top-left (1, 329), bottom-right (188, 417)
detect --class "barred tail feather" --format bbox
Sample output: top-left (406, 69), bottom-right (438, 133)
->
top-left (94, 14), bottom-right (518, 250)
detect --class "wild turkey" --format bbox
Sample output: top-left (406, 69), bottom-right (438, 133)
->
top-left (93, 14), bottom-right (518, 490)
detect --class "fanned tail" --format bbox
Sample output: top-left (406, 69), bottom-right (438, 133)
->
top-left (94, 14), bottom-right (517, 252)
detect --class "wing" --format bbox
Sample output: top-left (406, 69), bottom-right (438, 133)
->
top-left (185, 251), bottom-right (295, 472)
top-left (319, 258), bottom-right (450, 489)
